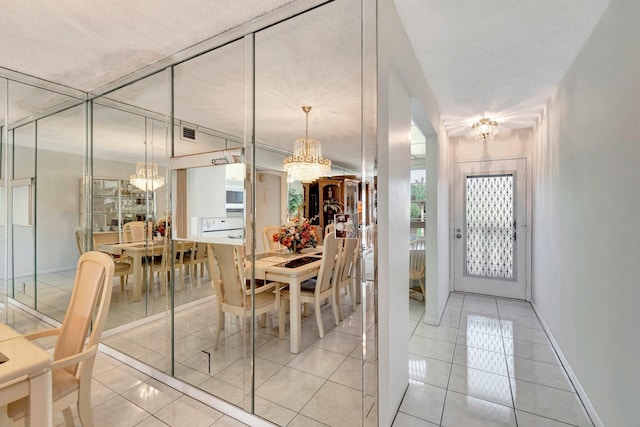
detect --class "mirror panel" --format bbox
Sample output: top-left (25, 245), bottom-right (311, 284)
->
top-left (35, 103), bottom-right (86, 322)
top-left (9, 120), bottom-right (36, 309)
top-left (0, 2), bottom-right (376, 424)
top-left (91, 70), bottom-right (169, 334)
top-left (5, 79), bottom-right (82, 316)
top-left (0, 78), bottom-right (6, 314)
top-left (251, 0), bottom-right (367, 424)
top-left (170, 37), bottom-right (251, 409)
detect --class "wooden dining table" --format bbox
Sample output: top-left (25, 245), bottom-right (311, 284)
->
top-left (0, 323), bottom-right (52, 426)
top-left (253, 248), bottom-right (323, 353)
top-left (98, 240), bottom-right (166, 302)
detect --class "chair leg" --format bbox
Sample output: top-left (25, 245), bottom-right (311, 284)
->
top-left (179, 266), bottom-right (185, 290)
top-left (279, 300), bottom-right (286, 340)
top-left (314, 299), bottom-right (324, 338)
top-left (350, 279), bottom-right (357, 311)
top-left (120, 275), bottom-right (125, 291)
top-left (259, 313), bottom-right (267, 328)
top-left (63, 407), bottom-right (75, 427)
top-left (77, 395), bottom-right (94, 427)
top-left (336, 286), bottom-right (345, 321)
top-left (332, 293), bottom-right (340, 326)
top-left (214, 311), bottom-right (223, 350)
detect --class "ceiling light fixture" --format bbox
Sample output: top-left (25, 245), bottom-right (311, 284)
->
top-left (471, 118), bottom-right (499, 142)
top-left (283, 106), bottom-right (331, 183)
top-left (130, 162), bottom-right (165, 191)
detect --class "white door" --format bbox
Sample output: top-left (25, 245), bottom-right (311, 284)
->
top-left (453, 159), bottom-right (527, 299)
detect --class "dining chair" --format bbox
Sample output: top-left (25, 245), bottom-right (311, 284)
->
top-left (279, 232), bottom-right (341, 339)
top-left (3, 251), bottom-right (115, 427)
top-left (335, 236), bottom-right (359, 320)
top-left (183, 241), bottom-right (208, 279)
top-left (122, 221), bottom-right (152, 243)
top-left (409, 238), bottom-right (426, 300)
top-left (75, 228), bottom-right (131, 292)
top-left (151, 240), bottom-right (185, 294)
top-left (313, 225), bottom-right (324, 246)
top-left (207, 243), bottom-right (282, 350)
top-left (324, 223), bottom-right (335, 237)
top-left (262, 226), bottom-right (283, 251)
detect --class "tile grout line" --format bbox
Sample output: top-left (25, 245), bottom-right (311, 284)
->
top-left (436, 293), bottom-right (466, 426)
top-left (497, 298), bottom-right (519, 427)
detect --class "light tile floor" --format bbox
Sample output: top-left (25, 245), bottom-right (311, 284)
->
top-left (394, 293), bottom-right (595, 427)
top-left (13, 265), bottom-right (216, 330)
top-left (0, 304), bottom-right (247, 427)
top-left (7, 263), bottom-right (377, 426)
top-left (103, 285), bottom-right (376, 427)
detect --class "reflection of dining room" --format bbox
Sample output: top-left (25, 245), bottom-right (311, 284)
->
top-left (0, 1), bottom-right (377, 425)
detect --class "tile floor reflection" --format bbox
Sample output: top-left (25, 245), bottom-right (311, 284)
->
top-left (101, 278), bottom-right (375, 427)
top-left (395, 293), bottom-right (594, 427)
top-left (0, 304), bottom-right (247, 427)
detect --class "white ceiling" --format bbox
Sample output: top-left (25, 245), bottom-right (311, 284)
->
top-left (0, 0), bottom-right (612, 163)
top-left (394, 0), bottom-right (611, 135)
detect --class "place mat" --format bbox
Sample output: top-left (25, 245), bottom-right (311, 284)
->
top-left (259, 256), bottom-right (291, 263)
top-left (275, 256), bottom-right (321, 269)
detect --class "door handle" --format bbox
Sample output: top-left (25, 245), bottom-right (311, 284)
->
top-left (456, 234), bottom-right (462, 239)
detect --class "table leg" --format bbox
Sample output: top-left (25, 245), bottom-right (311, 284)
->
top-left (132, 254), bottom-right (142, 302)
top-left (27, 368), bottom-right (52, 427)
top-left (290, 278), bottom-right (301, 353)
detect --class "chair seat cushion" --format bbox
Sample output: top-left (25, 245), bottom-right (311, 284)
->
top-left (7, 369), bottom-right (79, 419)
top-left (114, 262), bottom-right (131, 273)
top-left (251, 291), bottom-right (277, 309)
top-left (300, 278), bottom-right (317, 291)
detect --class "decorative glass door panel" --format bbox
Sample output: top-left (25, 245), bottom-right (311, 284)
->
top-left (465, 174), bottom-right (515, 280)
top-left (454, 159), bottom-right (527, 299)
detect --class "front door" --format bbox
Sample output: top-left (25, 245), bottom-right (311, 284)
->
top-left (453, 159), bottom-right (527, 299)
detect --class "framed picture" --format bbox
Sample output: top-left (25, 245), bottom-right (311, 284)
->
top-left (334, 214), bottom-right (356, 239)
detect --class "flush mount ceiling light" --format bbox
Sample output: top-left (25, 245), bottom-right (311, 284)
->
top-left (130, 162), bottom-right (165, 191)
top-left (283, 106), bottom-right (331, 183)
top-left (471, 118), bottom-right (499, 142)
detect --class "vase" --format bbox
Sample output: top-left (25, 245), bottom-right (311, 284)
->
top-left (288, 242), bottom-right (303, 254)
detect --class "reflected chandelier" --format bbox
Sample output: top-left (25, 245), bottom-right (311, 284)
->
top-left (471, 118), bottom-right (499, 142)
top-left (130, 162), bottom-right (165, 191)
top-left (283, 106), bottom-right (331, 183)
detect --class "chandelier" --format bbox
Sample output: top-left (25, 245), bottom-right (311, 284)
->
top-left (129, 162), bottom-right (165, 191)
top-left (283, 106), bottom-right (331, 183)
top-left (471, 118), bottom-right (499, 142)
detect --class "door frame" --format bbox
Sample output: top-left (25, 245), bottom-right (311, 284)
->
top-left (450, 155), bottom-right (532, 301)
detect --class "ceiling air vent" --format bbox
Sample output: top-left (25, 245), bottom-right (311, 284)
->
top-left (180, 124), bottom-right (197, 142)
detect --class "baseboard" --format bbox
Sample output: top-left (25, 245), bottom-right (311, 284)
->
top-left (422, 316), bottom-right (440, 326)
top-left (530, 301), bottom-right (604, 427)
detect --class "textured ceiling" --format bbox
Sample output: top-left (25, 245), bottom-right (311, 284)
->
top-left (0, 0), bottom-right (296, 91)
top-left (394, 0), bottom-right (611, 135)
top-left (1, 0), bottom-right (612, 165)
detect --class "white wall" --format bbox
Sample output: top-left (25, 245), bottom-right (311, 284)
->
top-left (532, 1), bottom-right (640, 425)
top-left (450, 128), bottom-right (535, 299)
top-left (255, 172), bottom-right (284, 252)
top-left (378, 0), bottom-right (448, 423)
top-left (450, 128), bottom-right (534, 162)
top-left (8, 147), bottom-right (150, 276)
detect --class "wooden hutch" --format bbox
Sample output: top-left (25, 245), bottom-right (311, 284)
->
top-left (302, 175), bottom-right (360, 231)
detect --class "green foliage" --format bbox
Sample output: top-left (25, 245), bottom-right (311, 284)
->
top-left (288, 187), bottom-right (304, 217)
top-left (410, 177), bottom-right (426, 220)
top-left (411, 177), bottom-right (426, 201)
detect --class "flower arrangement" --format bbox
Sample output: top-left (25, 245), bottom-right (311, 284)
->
top-left (273, 217), bottom-right (319, 253)
top-left (155, 215), bottom-right (171, 237)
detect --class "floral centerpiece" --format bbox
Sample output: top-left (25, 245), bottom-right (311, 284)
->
top-left (155, 215), bottom-right (171, 237)
top-left (273, 217), bottom-right (319, 253)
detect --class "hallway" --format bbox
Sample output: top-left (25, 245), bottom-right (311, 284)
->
top-left (394, 293), bottom-right (593, 426)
